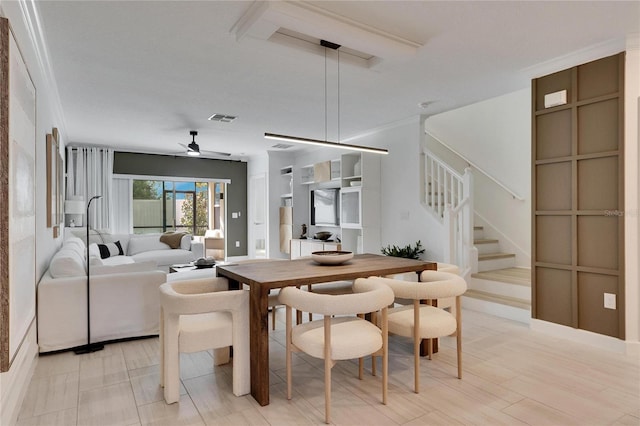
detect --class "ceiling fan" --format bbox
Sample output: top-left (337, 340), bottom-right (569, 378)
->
top-left (178, 130), bottom-right (231, 157)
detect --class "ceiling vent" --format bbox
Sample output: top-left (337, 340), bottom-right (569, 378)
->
top-left (208, 113), bottom-right (237, 123)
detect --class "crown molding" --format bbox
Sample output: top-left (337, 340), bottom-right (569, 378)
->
top-left (16, 0), bottom-right (67, 140)
top-left (519, 37), bottom-right (627, 81)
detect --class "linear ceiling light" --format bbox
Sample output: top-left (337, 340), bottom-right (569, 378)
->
top-left (264, 133), bottom-right (388, 155)
top-left (264, 39), bottom-right (388, 155)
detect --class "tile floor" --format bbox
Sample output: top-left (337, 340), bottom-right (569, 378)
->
top-left (16, 309), bottom-right (640, 425)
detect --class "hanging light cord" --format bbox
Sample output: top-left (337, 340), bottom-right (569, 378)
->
top-left (324, 47), bottom-right (328, 142)
top-left (337, 49), bottom-right (340, 143)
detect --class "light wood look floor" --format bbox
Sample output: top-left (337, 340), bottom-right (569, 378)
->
top-left (17, 310), bottom-right (639, 425)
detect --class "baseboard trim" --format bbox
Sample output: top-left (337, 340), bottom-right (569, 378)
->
top-left (530, 318), bottom-right (639, 355)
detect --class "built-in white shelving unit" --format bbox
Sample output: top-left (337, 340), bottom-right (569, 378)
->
top-left (338, 152), bottom-right (380, 254)
top-left (268, 149), bottom-right (380, 258)
top-left (280, 165), bottom-right (293, 206)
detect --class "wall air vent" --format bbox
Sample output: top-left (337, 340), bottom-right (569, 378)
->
top-left (272, 143), bottom-right (293, 149)
top-left (208, 113), bottom-right (237, 123)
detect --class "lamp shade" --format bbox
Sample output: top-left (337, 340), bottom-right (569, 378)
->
top-left (64, 200), bottom-right (85, 215)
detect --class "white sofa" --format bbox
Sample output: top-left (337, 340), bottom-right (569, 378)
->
top-left (69, 229), bottom-right (204, 272)
top-left (36, 231), bottom-right (203, 353)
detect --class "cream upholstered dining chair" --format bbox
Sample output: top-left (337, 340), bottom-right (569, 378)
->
top-left (387, 262), bottom-right (461, 317)
top-left (369, 271), bottom-right (467, 393)
top-left (159, 276), bottom-right (249, 403)
top-left (279, 278), bottom-right (395, 424)
top-left (430, 262), bottom-right (460, 317)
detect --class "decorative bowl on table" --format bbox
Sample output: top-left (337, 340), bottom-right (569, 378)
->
top-left (311, 250), bottom-right (354, 265)
top-left (193, 257), bottom-right (216, 269)
top-left (314, 231), bottom-right (333, 241)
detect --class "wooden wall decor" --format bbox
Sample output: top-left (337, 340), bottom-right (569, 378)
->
top-left (0, 17), bottom-right (37, 372)
top-left (532, 53), bottom-right (625, 339)
top-left (46, 127), bottom-right (62, 237)
top-left (46, 131), bottom-right (57, 230)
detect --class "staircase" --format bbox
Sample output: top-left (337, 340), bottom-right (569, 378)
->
top-left (422, 149), bottom-right (531, 323)
top-left (463, 225), bottom-right (531, 323)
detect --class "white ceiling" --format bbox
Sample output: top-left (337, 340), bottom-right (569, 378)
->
top-left (35, 1), bottom-right (639, 160)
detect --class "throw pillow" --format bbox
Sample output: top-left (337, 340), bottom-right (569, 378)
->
top-left (88, 243), bottom-right (103, 265)
top-left (98, 241), bottom-right (124, 259)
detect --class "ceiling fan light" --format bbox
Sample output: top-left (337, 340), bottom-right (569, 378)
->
top-left (186, 141), bottom-right (200, 156)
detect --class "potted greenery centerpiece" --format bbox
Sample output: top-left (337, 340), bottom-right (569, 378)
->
top-left (380, 240), bottom-right (425, 259)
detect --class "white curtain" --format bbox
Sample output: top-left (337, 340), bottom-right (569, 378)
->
top-left (111, 177), bottom-right (132, 234)
top-left (66, 147), bottom-right (114, 231)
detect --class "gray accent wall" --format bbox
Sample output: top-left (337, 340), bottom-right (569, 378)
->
top-left (113, 152), bottom-right (247, 256)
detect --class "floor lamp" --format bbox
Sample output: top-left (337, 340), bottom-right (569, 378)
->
top-left (74, 195), bottom-right (105, 354)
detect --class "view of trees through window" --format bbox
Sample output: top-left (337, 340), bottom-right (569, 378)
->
top-left (132, 180), bottom-right (216, 236)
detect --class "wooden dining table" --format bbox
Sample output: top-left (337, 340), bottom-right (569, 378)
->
top-left (216, 253), bottom-right (436, 406)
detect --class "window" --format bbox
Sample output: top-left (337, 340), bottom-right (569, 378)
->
top-left (132, 180), bottom-right (210, 236)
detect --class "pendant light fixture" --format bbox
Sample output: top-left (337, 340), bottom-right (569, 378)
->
top-left (265, 40), bottom-right (388, 155)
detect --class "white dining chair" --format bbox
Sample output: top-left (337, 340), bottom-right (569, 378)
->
top-left (369, 271), bottom-right (467, 393)
top-left (278, 277), bottom-right (394, 424)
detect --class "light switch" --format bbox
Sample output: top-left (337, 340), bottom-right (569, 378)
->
top-left (232, 212), bottom-right (238, 219)
top-left (604, 293), bottom-right (616, 310)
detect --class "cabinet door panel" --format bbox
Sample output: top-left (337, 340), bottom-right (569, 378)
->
top-left (301, 241), bottom-right (324, 257)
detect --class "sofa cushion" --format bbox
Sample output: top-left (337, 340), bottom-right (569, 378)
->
top-left (49, 247), bottom-right (86, 278)
top-left (65, 236), bottom-right (85, 251)
top-left (180, 234), bottom-right (192, 250)
top-left (98, 241), bottom-right (124, 259)
top-left (99, 234), bottom-right (131, 255)
top-left (102, 255), bottom-right (135, 266)
top-left (127, 234), bottom-right (171, 256)
top-left (92, 260), bottom-right (157, 275)
top-left (132, 249), bottom-right (195, 266)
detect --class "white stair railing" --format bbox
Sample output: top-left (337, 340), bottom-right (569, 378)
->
top-left (443, 169), bottom-right (475, 277)
top-left (422, 150), bottom-right (475, 277)
top-left (423, 151), bottom-right (464, 221)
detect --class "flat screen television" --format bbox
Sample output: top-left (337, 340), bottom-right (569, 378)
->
top-left (310, 188), bottom-right (340, 226)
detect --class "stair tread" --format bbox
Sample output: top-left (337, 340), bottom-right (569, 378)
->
top-left (472, 268), bottom-right (531, 286)
top-left (478, 252), bottom-right (516, 260)
top-left (464, 289), bottom-right (531, 310)
top-left (474, 239), bottom-right (499, 244)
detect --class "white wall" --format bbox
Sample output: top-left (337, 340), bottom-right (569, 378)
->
top-left (425, 89), bottom-right (532, 266)
top-left (0, 1), bottom-right (67, 424)
top-left (623, 34), bottom-right (640, 347)
top-left (347, 118), bottom-right (446, 261)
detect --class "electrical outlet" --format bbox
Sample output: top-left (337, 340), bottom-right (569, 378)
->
top-left (235, 241), bottom-right (240, 248)
top-left (604, 293), bottom-right (616, 310)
